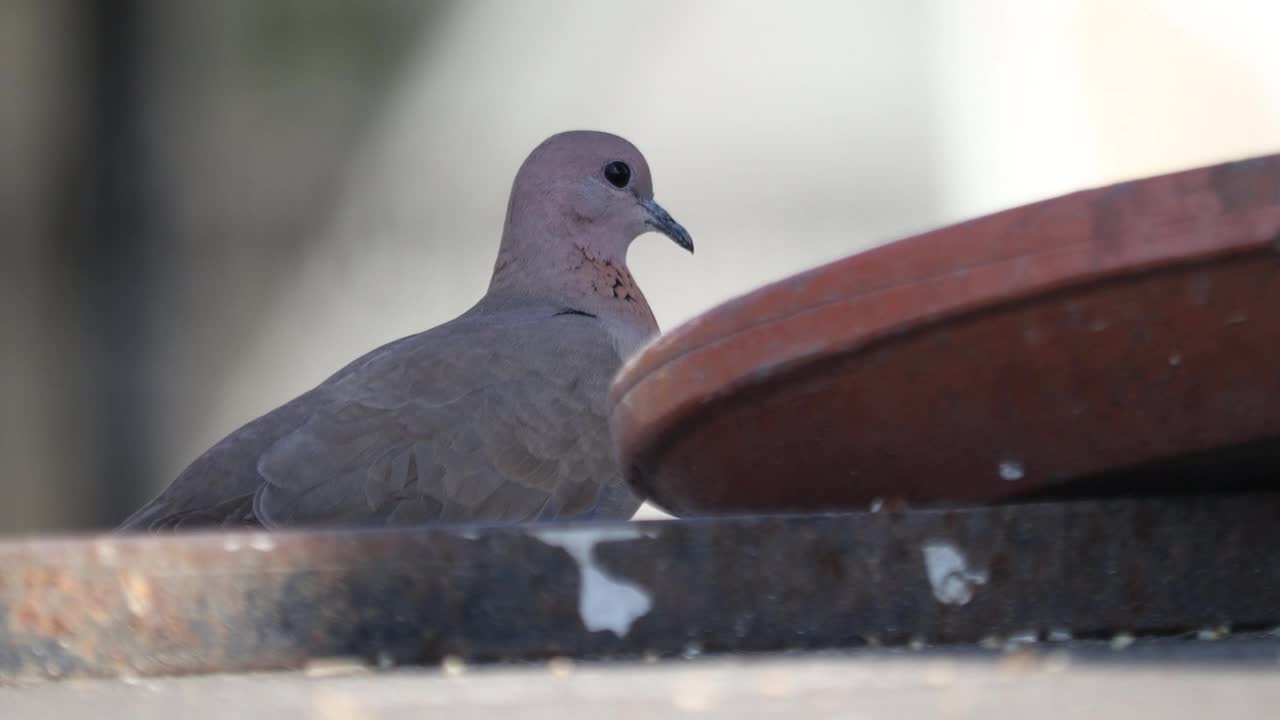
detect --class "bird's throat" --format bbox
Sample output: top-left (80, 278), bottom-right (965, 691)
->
top-left (568, 244), bottom-right (655, 319)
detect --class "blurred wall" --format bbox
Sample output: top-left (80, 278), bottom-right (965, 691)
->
top-left (2, 0), bottom-right (1278, 532)
top-left (1, 1), bottom-right (91, 530)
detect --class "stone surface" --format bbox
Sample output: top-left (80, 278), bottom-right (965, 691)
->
top-left (4, 638), bottom-right (1280, 719)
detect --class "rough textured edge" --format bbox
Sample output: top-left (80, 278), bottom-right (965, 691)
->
top-left (2, 494), bottom-right (1277, 683)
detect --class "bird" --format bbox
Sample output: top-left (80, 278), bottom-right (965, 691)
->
top-left (119, 130), bottom-right (693, 531)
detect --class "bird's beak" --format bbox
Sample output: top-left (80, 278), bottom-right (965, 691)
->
top-left (640, 198), bottom-right (694, 254)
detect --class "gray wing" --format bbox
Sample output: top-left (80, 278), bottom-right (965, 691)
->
top-left (121, 307), bottom-right (639, 531)
top-left (252, 309), bottom-right (636, 526)
top-left (116, 398), bottom-right (315, 531)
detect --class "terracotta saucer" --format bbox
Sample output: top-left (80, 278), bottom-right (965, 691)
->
top-left (610, 154), bottom-right (1280, 516)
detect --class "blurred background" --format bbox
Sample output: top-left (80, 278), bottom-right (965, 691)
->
top-left (2, 0), bottom-right (1278, 533)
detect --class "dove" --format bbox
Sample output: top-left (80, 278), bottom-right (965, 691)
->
top-left (119, 130), bottom-right (692, 530)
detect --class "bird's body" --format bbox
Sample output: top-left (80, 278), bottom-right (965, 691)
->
top-left (120, 131), bottom-right (692, 531)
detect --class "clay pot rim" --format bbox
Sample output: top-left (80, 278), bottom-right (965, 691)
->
top-left (608, 154), bottom-right (1280, 483)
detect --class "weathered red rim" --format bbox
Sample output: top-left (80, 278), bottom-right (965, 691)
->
top-left (610, 153), bottom-right (1280, 515)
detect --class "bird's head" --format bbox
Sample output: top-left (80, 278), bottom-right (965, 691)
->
top-left (496, 131), bottom-right (692, 270)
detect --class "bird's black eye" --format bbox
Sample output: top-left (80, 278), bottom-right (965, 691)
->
top-left (603, 160), bottom-right (631, 189)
